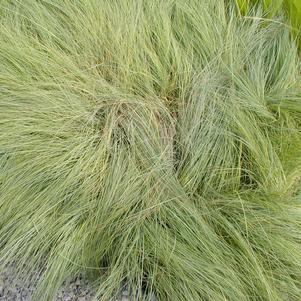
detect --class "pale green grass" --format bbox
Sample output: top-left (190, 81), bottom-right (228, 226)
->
top-left (0, 1), bottom-right (301, 300)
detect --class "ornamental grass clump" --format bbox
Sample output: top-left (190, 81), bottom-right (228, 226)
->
top-left (0, 1), bottom-right (301, 300)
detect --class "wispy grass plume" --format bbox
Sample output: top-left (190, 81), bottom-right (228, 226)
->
top-left (0, 1), bottom-right (301, 300)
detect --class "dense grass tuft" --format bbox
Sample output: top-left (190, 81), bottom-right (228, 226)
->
top-left (0, 1), bottom-right (301, 300)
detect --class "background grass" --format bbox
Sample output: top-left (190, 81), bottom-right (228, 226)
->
top-left (0, 1), bottom-right (301, 300)
top-left (234, 0), bottom-right (301, 48)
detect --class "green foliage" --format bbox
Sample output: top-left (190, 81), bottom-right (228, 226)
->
top-left (234, 0), bottom-right (284, 16)
top-left (284, 0), bottom-right (301, 36)
top-left (0, 1), bottom-right (301, 300)
top-left (234, 0), bottom-right (301, 47)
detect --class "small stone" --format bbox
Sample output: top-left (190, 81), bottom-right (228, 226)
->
top-left (150, 293), bottom-right (157, 301)
top-left (122, 290), bottom-right (128, 296)
top-left (81, 289), bottom-right (89, 296)
top-left (10, 286), bottom-right (17, 294)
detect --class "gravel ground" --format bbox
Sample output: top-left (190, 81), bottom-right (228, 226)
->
top-left (0, 266), bottom-right (156, 301)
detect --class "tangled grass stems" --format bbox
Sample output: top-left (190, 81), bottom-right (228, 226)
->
top-left (234, 0), bottom-right (301, 48)
top-left (0, 0), bottom-right (301, 300)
